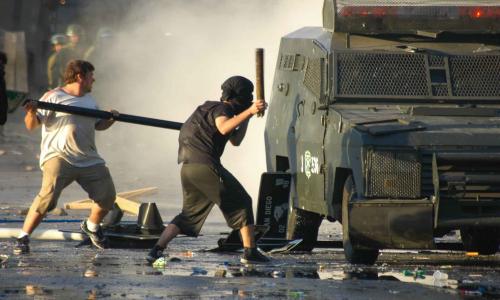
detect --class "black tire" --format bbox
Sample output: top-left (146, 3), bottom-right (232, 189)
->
top-left (460, 227), bottom-right (500, 255)
top-left (342, 176), bottom-right (379, 265)
top-left (286, 207), bottom-right (323, 251)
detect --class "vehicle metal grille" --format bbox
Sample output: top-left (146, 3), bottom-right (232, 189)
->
top-left (438, 156), bottom-right (500, 214)
top-left (304, 58), bottom-right (322, 100)
top-left (280, 54), bottom-right (295, 71)
top-left (432, 85), bottom-right (449, 97)
top-left (421, 150), bottom-right (500, 218)
top-left (334, 51), bottom-right (500, 100)
top-left (337, 52), bottom-right (428, 97)
top-left (429, 55), bottom-right (445, 68)
top-left (365, 150), bottom-right (421, 198)
top-left (449, 55), bottom-right (500, 97)
top-left (420, 153), bottom-right (434, 202)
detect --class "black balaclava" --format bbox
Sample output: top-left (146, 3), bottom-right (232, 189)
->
top-left (220, 76), bottom-right (254, 114)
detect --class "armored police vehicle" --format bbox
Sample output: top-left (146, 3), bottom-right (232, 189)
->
top-left (264, 0), bottom-right (500, 264)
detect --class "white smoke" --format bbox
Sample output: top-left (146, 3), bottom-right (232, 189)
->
top-left (92, 0), bottom-right (323, 213)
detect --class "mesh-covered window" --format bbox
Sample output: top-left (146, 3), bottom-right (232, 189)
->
top-left (336, 52), bottom-right (428, 97)
top-left (449, 55), bottom-right (500, 97)
top-left (304, 58), bottom-right (323, 100)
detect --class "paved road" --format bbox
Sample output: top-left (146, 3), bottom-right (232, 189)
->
top-left (1, 222), bottom-right (499, 299)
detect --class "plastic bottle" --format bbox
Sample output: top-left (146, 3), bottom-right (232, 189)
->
top-left (432, 270), bottom-right (449, 287)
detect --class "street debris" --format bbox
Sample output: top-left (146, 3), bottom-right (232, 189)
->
top-left (152, 257), bottom-right (167, 269)
top-left (84, 269), bottom-right (98, 278)
top-left (191, 267), bottom-right (208, 276)
top-left (0, 254), bottom-right (8, 268)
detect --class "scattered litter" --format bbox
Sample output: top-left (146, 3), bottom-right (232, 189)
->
top-left (25, 285), bottom-right (44, 296)
top-left (0, 149), bottom-right (5, 156)
top-left (24, 165), bottom-right (35, 172)
top-left (272, 270), bottom-right (285, 278)
top-left (403, 268), bottom-right (426, 279)
top-left (11, 150), bottom-right (22, 155)
top-left (191, 267), bottom-right (207, 276)
top-left (214, 268), bottom-right (227, 277)
top-left (288, 290), bottom-right (305, 299)
top-left (432, 271), bottom-right (448, 287)
top-left (168, 257), bottom-right (181, 262)
top-left (457, 280), bottom-right (500, 297)
top-left (180, 250), bottom-right (194, 257)
top-left (152, 257), bottom-right (167, 269)
top-left (84, 269), bottom-right (98, 278)
top-left (389, 290), bottom-right (400, 294)
top-left (458, 283), bottom-right (486, 297)
top-left (0, 255), bottom-right (8, 268)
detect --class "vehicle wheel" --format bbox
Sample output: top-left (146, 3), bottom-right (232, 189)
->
top-left (460, 227), bottom-right (500, 255)
top-left (342, 176), bottom-right (379, 265)
top-left (286, 207), bottom-right (323, 251)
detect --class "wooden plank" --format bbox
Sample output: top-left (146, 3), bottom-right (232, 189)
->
top-left (117, 187), bottom-right (158, 201)
top-left (64, 202), bottom-right (94, 210)
top-left (115, 196), bottom-right (141, 215)
top-left (63, 187), bottom-right (158, 210)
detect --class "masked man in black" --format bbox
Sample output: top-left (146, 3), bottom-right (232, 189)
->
top-left (146, 76), bottom-right (269, 264)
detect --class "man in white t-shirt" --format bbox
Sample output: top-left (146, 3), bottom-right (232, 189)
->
top-left (15, 60), bottom-right (118, 254)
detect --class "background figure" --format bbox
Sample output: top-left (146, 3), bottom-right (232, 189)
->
top-left (0, 51), bottom-right (7, 130)
top-left (47, 34), bottom-right (68, 90)
top-left (84, 27), bottom-right (116, 105)
top-left (84, 27), bottom-right (114, 63)
top-left (52, 24), bottom-right (88, 87)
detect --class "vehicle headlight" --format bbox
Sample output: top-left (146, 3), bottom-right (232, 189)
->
top-left (364, 149), bottom-right (421, 199)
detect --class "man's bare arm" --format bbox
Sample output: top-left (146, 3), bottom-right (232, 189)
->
top-left (215, 100), bottom-right (265, 137)
top-left (24, 101), bottom-right (41, 131)
top-left (229, 120), bottom-right (248, 146)
top-left (95, 109), bottom-right (118, 131)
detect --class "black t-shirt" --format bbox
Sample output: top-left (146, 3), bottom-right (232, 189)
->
top-left (178, 101), bottom-right (235, 166)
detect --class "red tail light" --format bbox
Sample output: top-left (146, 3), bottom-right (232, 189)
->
top-left (340, 6), bottom-right (500, 19)
top-left (460, 7), bottom-right (500, 19)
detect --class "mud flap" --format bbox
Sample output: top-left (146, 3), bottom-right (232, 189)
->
top-left (256, 172), bottom-right (291, 239)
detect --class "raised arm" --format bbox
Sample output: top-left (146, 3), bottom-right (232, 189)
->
top-left (215, 100), bottom-right (265, 144)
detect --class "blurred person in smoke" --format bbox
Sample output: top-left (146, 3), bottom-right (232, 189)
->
top-left (47, 34), bottom-right (68, 89)
top-left (84, 27), bottom-right (116, 104)
top-left (0, 51), bottom-right (7, 131)
top-left (52, 24), bottom-right (88, 87)
top-left (84, 27), bottom-right (114, 63)
top-left (14, 60), bottom-right (119, 254)
top-left (146, 76), bottom-right (270, 264)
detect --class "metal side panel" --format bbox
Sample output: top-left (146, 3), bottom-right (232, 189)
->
top-left (349, 201), bottom-right (434, 249)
